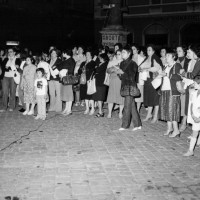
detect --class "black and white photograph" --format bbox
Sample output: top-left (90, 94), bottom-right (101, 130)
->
top-left (0, 0), bottom-right (200, 199)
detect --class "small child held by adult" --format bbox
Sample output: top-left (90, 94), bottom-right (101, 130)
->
top-left (184, 79), bottom-right (200, 156)
top-left (34, 68), bottom-right (48, 120)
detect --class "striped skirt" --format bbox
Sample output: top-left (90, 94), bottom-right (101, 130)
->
top-left (159, 90), bottom-right (181, 122)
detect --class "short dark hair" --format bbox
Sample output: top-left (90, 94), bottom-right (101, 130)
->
top-left (166, 48), bottom-right (177, 60)
top-left (50, 48), bottom-right (59, 57)
top-left (176, 45), bottom-right (187, 54)
top-left (78, 45), bottom-right (85, 53)
top-left (138, 46), bottom-right (147, 56)
top-left (131, 43), bottom-right (140, 51)
top-left (85, 47), bottom-right (94, 58)
top-left (26, 55), bottom-right (35, 64)
top-left (36, 68), bottom-right (45, 76)
top-left (122, 45), bottom-right (133, 58)
top-left (99, 53), bottom-right (109, 62)
top-left (63, 49), bottom-right (72, 57)
top-left (114, 43), bottom-right (123, 50)
top-left (188, 44), bottom-right (200, 57)
top-left (147, 44), bottom-right (156, 52)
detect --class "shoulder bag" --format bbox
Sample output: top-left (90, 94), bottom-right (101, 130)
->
top-left (87, 71), bottom-right (96, 95)
top-left (62, 74), bottom-right (79, 85)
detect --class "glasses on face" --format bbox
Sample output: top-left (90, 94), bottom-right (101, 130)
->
top-left (8, 51), bottom-right (13, 53)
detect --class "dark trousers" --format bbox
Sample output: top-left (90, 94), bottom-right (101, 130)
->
top-left (122, 96), bottom-right (142, 129)
top-left (2, 77), bottom-right (17, 110)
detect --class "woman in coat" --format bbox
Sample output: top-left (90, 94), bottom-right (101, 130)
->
top-left (140, 45), bottom-right (163, 123)
top-left (182, 45), bottom-right (200, 116)
top-left (106, 49), bottom-right (124, 119)
top-left (78, 49), bottom-right (96, 115)
top-left (58, 49), bottom-right (75, 115)
top-left (131, 44), bottom-right (145, 112)
top-left (116, 46), bottom-right (142, 131)
top-left (92, 53), bottom-right (108, 117)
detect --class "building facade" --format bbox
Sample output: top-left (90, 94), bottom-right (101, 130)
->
top-left (94, 0), bottom-right (200, 48)
top-left (0, 0), bottom-right (94, 51)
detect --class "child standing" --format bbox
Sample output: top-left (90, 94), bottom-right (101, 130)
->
top-left (34, 68), bottom-right (48, 120)
top-left (184, 79), bottom-right (200, 156)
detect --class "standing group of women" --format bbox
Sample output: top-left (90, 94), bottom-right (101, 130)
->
top-left (0, 43), bottom-right (200, 157)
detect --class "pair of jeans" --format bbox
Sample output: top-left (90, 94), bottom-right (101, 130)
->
top-left (2, 77), bottom-right (17, 110)
top-left (49, 80), bottom-right (62, 112)
top-left (18, 83), bottom-right (25, 108)
top-left (122, 95), bottom-right (142, 129)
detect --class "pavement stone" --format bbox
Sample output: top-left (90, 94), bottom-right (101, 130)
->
top-left (0, 103), bottom-right (200, 200)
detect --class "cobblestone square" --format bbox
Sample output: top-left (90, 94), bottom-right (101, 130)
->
top-left (0, 106), bottom-right (200, 200)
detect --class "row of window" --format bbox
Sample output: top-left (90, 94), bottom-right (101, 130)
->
top-left (127, 0), bottom-right (200, 6)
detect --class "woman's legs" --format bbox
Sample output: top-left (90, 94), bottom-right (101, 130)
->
top-left (137, 102), bottom-right (142, 113)
top-left (169, 121), bottom-right (180, 138)
top-left (97, 101), bottom-right (103, 114)
top-left (68, 101), bottom-right (72, 113)
top-left (107, 103), bottom-right (113, 118)
top-left (89, 100), bottom-right (95, 115)
top-left (131, 97), bottom-right (142, 130)
top-left (184, 130), bottom-right (199, 156)
top-left (179, 116), bottom-right (187, 132)
top-left (164, 121), bottom-right (173, 136)
top-left (28, 103), bottom-right (35, 115)
top-left (84, 99), bottom-right (89, 114)
top-left (62, 102), bottom-right (68, 114)
top-left (62, 101), bottom-right (73, 115)
top-left (151, 105), bottom-right (159, 123)
top-left (23, 103), bottom-right (30, 115)
top-left (75, 90), bottom-right (80, 105)
top-left (119, 104), bottom-right (124, 119)
top-left (143, 106), bottom-right (153, 121)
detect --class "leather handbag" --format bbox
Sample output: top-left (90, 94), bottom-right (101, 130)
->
top-left (120, 85), bottom-right (141, 97)
top-left (62, 75), bottom-right (79, 85)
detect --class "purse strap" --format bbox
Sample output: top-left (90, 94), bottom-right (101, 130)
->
top-left (89, 71), bottom-right (95, 80)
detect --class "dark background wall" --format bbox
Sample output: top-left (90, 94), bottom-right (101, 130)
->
top-left (94, 0), bottom-right (200, 48)
top-left (0, 0), bottom-right (94, 52)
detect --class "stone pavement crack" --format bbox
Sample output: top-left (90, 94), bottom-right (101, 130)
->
top-left (0, 114), bottom-right (61, 152)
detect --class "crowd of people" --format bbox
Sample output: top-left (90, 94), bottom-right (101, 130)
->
top-left (0, 43), bottom-right (200, 157)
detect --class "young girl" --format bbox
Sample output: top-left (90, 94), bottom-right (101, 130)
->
top-left (34, 68), bottom-right (48, 120)
top-left (184, 79), bottom-right (200, 156)
top-left (21, 56), bottom-right (36, 115)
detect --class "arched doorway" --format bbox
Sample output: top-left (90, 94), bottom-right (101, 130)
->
top-left (143, 23), bottom-right (169, 47)
top-left (180, 23), bottom-right (200, 45)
